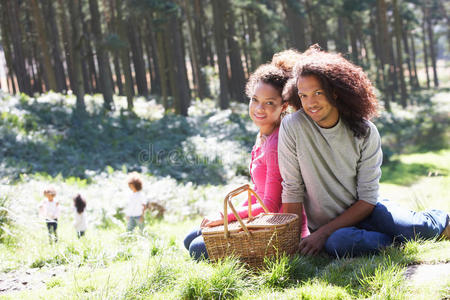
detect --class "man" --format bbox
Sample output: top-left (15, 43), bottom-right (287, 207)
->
top-left (278, 46), bottom-right (449, 257)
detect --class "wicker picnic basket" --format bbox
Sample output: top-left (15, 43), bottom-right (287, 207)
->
top-left (202, 184), bottom-right (300, 268)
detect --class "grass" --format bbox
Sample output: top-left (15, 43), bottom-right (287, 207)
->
top-left (0, 90), bottom-right (449, 298)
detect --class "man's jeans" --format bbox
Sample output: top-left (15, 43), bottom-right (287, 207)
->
top-left (324, 200), bottom-right (449, 257)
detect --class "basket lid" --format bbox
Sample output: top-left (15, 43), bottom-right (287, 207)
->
top-left (201, 213), bottom-right (298, 235)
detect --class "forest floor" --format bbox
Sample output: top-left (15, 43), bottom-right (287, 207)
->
top-left (0, 91), bottom-right (449, 299)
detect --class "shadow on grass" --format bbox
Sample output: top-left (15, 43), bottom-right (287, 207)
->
top-left (0, 100), bottom-right (254, 184)
top-left (380, 160), bottom-right (448, 186)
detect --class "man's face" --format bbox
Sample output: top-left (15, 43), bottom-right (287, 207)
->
top-left (297, 75), bottom-right (339, 128)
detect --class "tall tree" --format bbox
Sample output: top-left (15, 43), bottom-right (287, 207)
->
top-left (30, 0), bottom-right (58, 92)
top-left (115, 0), bottom-right (134, 110)
top-left (89, 0), bottom-right (114, 110)
top-left (393, 0), bottom-right (407, 107)
top-left (212, 0), bottom-right (230, 109)
top-left (376, 0), bottom-right (393, 110)
top-left (281, 0), bottom-right (307, 51)
top-left (42, 0), bottom-right (67, 91)
top-left (225, 0), bottom-right (247, 102)
top-left (127, 18), bottom-right (149, 97)
top-left (424, 1), bottom-right (439, 87)
top-left (68, 0), bottom-right (86, 113)
top-left (3, 0), bottom-right (32, 95)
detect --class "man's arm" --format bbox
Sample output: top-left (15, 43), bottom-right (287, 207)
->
top-left (299, 200), bottom-right (375, 255)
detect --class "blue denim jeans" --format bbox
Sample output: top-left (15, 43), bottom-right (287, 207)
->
top-left (184, 228), bottom-right (208, 260)
top-left (127, 216), bottom-right (143, 232)
top-left (324, 200), bottom-right (449, 257)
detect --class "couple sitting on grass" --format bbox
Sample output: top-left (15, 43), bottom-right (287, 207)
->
top-left (184, 45), bottom-right (450, 260)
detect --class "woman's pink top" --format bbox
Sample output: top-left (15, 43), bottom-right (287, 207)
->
top-left (227, 127), bottom-right (309, 238)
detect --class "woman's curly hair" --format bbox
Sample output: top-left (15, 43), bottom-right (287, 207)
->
top-left (286, 45), bottom-right (378, 138)
top-left (246, 49), bottom-right (304, 107)
top-left (245, 64), bottom-right (289, 100)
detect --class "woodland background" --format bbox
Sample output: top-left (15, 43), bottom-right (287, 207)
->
top-left (0, 0), bottom-right (448, 116)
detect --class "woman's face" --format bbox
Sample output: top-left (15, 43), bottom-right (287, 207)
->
top-left (249, 82), bottom-right (287, 134)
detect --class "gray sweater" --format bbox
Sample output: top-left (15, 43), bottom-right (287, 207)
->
top-left (278, 110), bottom-right (382, 231)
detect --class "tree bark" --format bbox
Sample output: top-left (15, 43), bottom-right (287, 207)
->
top-left (393, 0), bottom-right (407, 107)
top-left (409, 34), bottom-right (420, 89)
top-left (30, 0), bottom-right (58, 92)
top-left (421, 7), bottom-right (431, 89)
top-left (212, 0), bottom-right (230, 109)
top-left (42, 0), bottom-right (67, 92)
top-left (88, 0), bottom-right (115, 110)
top-left (68, 0), bottom-right (86, 113)
top-left (225, 0), bottom-right (246, 102)
top-left (376, 0), bottom-right (393, 110)
top-left (281, 0), bottom-right (307, 51)
top-left (127, 19), bottom-right (149, 97)
top-left (115, 0), bottom-right (134, 110)
top-left (56, 0), bottom-right (75, 92)
top-left (4, 0), bottom-right (32, 95)
top-left (424, 2), bottom-right (439, 87)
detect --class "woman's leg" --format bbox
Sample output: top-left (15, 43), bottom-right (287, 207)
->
top-left (183, 228), bottom-right (202, 250)
top-left (188, 235), bottom-right (208, 260)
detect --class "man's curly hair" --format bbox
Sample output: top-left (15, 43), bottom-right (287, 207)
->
top-left (286, 45), bottom-right (378, 138)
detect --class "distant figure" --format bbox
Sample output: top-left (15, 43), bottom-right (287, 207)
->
top-left (38, 187), bottom-right (60, 243)
top-left (73, 194), bottom-right (87, 238)
top-left (125, 173), bottom-right (146, 232)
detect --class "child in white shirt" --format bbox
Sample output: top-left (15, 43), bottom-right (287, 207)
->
top-left (124, 173), bottom-right (147, 232)
top-left (73, 194), bottom-right (87, 238)
top-left (38, 187), bottom-right (60, 243)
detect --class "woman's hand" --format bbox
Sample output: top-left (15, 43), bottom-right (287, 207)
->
top-left (200, 212), bottom-right (224, 228)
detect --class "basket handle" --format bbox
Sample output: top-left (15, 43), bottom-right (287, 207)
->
top-left (223, 184), bottom-right (269, 238)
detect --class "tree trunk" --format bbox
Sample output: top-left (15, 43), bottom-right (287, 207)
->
top-left (193, 0), bottom-right (210, 97)
top-left (88, 0), bottom-right (114, 110)
top-left (56, 0), bottom-right (75, 92)
top-left (336, 15), bottom-right (348, 54)
top-left (212, 0), bottom-right (230, 109)
top-left (377, 0), bottom-right (393, 110)
top-left (68, 0), bottom-right (85, 113)
top-left (127, 19), bottom-right (149, 97)
top-left (30, 0), bottom-right (58, 92)
top-left (409, 34), bottom-right (420, 89)
top-left (421, 7), bottom-right (431, 89)
top-left (1, 5), bottom-right (16, 94)
top-left (42, 0), bottom-right (67, 92)
top-left (143, 25), bottom-right (161, 96)
top-left (155, 25), bottom-right (169, 109)
top-left (115, 0), bottom-right (134, 110)
top-left (425, 3), bottom-right (439, 87)
top-left (4, 1), bottom-right (32, 95)
top-left (393, 0), bottom-right (407, 107)
top-left (170, 15), bottom-right (190, 116)
top-left (225, 0), bottom-right (246, 103)
top-left (282, 0), bottom-right (307, 51)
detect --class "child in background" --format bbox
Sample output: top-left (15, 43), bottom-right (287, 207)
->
top-left (38, 187), bottom-right (60, 243)
top-left (125, 173), bottom-right (147, 232)
top-left (73, 194), bottom-right (87, 238)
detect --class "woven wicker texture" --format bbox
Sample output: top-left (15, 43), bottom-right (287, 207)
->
top-left (202, 184), bottom-right (300, 268)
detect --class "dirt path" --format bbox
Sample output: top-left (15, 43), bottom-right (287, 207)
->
top-left (404, 262), bottom-right (450, 284)
top-left (0, 265), bottom-right (68, 295)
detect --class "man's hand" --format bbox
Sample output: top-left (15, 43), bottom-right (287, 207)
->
top-left (298, 229), bottom-right (329, 256)
top-left (200, 212), bottom-right (224, 228)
